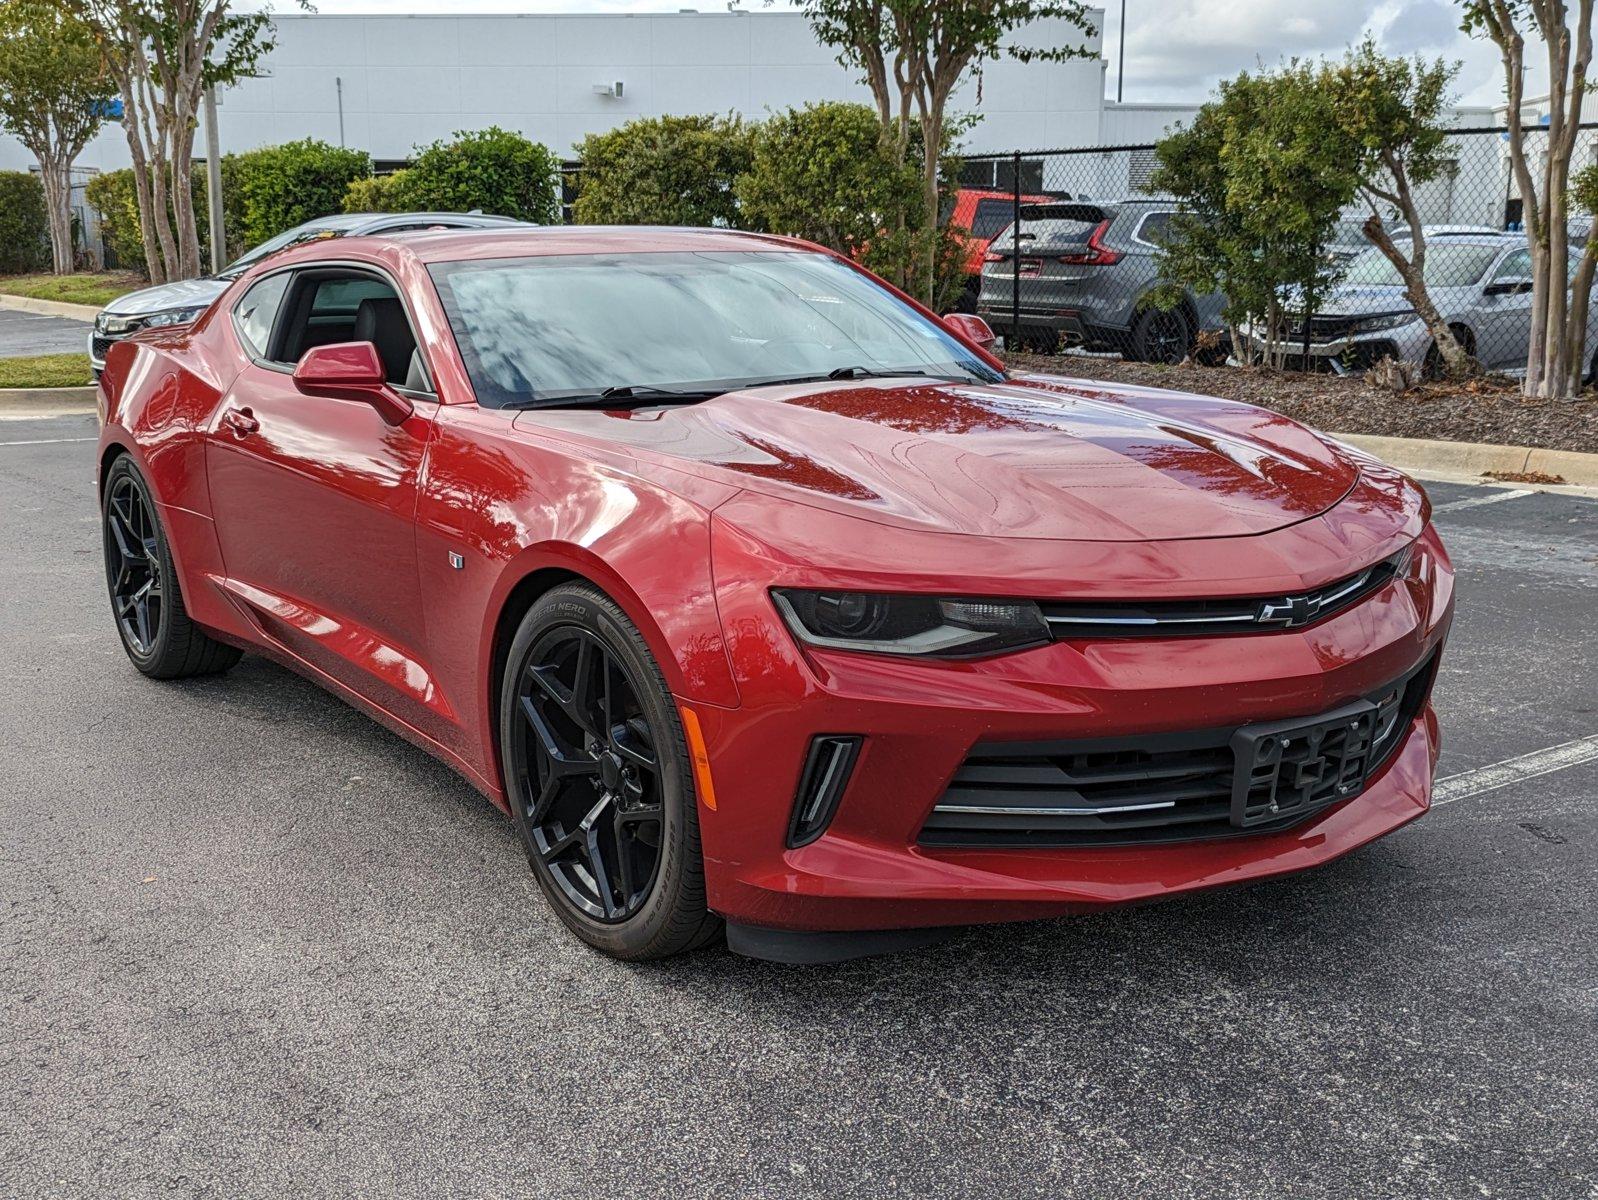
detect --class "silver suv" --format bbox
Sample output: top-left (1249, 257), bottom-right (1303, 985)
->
top-left (1246, 233), bottom-right (1598, 377)
top-left (976, 199), bottom-right (1226, 361)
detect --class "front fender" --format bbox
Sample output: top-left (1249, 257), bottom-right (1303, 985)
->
top-left (414, 406), bottom-right (744, 797)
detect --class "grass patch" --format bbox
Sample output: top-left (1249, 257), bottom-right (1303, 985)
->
top-left (0, 353), bottom-right (93, 389)
top-left (0, 271), bottom-right (144, 308)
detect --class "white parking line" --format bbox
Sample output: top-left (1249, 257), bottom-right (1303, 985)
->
top-left (1433, 734), bottom-right (1598, 807)
top-left (1432, 488), bottom-right (1534, 514)
top-left (0, 436), bottom-right (96, 447)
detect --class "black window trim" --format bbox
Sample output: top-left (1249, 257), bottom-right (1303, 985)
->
top-left (228, 257), bottom-right (437, 398)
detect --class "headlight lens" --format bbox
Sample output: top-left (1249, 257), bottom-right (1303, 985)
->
top-left (1352, 311), bottom-right (1418, 333)
top-left (772, 589), bottom-right (1050, 658)
top-left (97, 313), bottom-right (142, 335)
top-left (141, 304), bottom-right (209, 329)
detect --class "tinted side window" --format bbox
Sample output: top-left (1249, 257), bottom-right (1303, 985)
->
top-left (310, 276), bottom-right (396, 317)
top-left (1492, 249), bottom-right (1532, 280)
top-left (234, 273), bottom-right (290, 358)
top-left (971, 200), bottom-right (1015, 239)
top-left (1135, 212), bottom-right (1172, 245)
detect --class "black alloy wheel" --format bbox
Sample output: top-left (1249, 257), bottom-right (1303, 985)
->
top-left (517, 626), bottom-right (664, 921)
top-left (1132, 308), bottom-right (1191, 364)
top-left (501, 584), bottom-right (718, 958)
top-left (105, 471), bottom-right (163, 656)
top-left (100, 455), bottom-right (241, 679)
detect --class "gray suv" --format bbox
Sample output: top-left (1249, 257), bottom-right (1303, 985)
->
top-left (976, 199), bottom-right (1225, 361)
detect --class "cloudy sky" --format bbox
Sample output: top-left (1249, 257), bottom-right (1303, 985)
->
top-left (270, 0), bottom-right (1519, 110)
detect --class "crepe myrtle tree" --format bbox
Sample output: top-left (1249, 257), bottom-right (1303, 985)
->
top-left (794, 0), bottom-right (1095, 303)
top-left (70, 0), bottom-right (297, 283)
top-left (0, 0), bottom-right (116, 274)
top-left (1462, 0), bottom-right (1596, 396)
top-left (1325, 42), bottom-right (1476, 376)
top-left (1151, 65), bottom-right (1357, 369)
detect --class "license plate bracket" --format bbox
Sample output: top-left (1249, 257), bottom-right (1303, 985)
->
top-left (1229, 699), bottom-right (1379, 828)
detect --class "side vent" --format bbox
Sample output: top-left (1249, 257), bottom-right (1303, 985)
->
top-left (787, 736), bottom-right (862, 847)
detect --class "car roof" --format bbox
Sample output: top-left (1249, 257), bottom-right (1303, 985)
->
top-left (293, 225), bottom-right (816, 266)
top-left (345, 212), bottom-right (523, 232)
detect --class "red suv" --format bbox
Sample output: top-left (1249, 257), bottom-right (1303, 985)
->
top-left (948, 187), bottom-right (1054, 310)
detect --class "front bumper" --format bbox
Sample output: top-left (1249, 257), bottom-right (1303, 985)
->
top-left (691, 520), bottom-right (1453, 935)
top-left (1242, 320), bottom-right (1431, 369)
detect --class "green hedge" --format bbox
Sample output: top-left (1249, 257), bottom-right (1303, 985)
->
top-left (573, 115), bottom-right (753, 227)
top-left (0, 171), bottom-right (49, 273)
top-left (343, 170), bottom-right (410, 214)
top-left (233, 139), bottom-right (372, 247)
top-left (394, 127), bottom-right (561, 223)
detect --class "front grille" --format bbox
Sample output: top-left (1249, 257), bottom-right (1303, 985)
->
top-left (90, 335), bottom-right (115, 359)
top-left (1041, 547), bottom-right (1410, 640)
top-left (919, 651), bottom-right (1438, 849)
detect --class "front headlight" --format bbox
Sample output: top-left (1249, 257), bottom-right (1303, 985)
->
top-left (141, 304), bottom-right (209, 329)
top-left (97, 313), bottom-right (143, 335)
top-left (1352, 311), bottom-right (1418, 333)
top-left (772, 589), bottom-right (1050, 658)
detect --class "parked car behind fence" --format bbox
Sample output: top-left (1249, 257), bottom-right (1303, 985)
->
top-left (976, 198), bottom-right (1226, 362)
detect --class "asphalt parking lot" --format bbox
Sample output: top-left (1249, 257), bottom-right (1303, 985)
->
top-left (0, 308), bottom-right (92, 358)
top-left (3, 412), bottom-right (1595, 1199)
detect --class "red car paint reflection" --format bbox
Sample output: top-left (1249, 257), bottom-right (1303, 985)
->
top-left (95, 227), bottom-right (1451, 944)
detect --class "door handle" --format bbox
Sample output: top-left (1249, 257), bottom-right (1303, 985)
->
top-left (223, 406), bottom-right (259, 437)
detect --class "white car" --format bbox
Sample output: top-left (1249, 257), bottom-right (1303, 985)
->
top-left (90, 211), bottom-right (526, 374)
top-left (1248, 233), bottom-right (1598, 377)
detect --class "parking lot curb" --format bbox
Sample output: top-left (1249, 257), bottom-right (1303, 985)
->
top-left (0, 386), bottom-right (97, 418)
top-left (0, 292), bottom-right (102, 321)
top-left (1333, 431), bottom-right (1598, 487)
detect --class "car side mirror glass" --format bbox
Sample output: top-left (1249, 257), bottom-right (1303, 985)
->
top-left (292, 341), bottom-right (414, 426)
top-left (943, 312), bottom-right (998, 351)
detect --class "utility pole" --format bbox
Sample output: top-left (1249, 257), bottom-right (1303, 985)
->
top-left (203, 84), bottom-right (225, 275)
top-left (1116, 0), bottom-right (1127, 104)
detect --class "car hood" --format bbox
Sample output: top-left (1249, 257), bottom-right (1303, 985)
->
top-left (514, 375), bottom-right (1359, 542)
top-left (100, 276), bottom-right (229, 317)
top-left (1315, 283), bottom-right (1472, 316)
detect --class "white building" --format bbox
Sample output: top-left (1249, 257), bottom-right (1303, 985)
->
top-left (0, 8), bottom-right (1109, 175)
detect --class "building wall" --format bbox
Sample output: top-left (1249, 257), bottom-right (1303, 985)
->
top-left (0, 9), bottom-right (1105, 175)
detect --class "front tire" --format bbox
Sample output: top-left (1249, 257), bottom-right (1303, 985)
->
top-left (499, 583), bottom-right (719, 960)
top-left (102, 455), bottom-right (241, 679)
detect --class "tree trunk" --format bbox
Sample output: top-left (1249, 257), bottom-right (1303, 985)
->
top-left (919, 110), bottom-right (941, 307)
top-left (1360, 210), bottom-right (1472, 375)
top-left (1563, 231), bottom-right (1598, 393)
top-left (38, 156), bottom-right (75, 275)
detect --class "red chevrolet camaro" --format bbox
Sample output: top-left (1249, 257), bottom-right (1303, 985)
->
top-left (95, 227), bottom-right (1453, 963)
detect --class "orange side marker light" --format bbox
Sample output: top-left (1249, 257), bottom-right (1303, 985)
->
top-left (678, 704), bottom-right (718, 811)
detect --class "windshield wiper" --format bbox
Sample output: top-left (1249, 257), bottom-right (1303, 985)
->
top-left (515, 384), bottom-right (726, 410)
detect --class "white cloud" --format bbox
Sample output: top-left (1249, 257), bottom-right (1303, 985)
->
top-left (1101, 0), bottom-right (1512, 108)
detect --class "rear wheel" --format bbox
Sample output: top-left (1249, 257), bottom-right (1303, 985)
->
top-left (102, 455), bottom-right (241, 679)
top-left (499, 583), bottom-right (719, 960)
top-left (1129, 307), bottom-right (1191, 364)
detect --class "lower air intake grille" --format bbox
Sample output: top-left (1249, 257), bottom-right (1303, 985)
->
top-left (920, 652), bottom-right (1437, 849)
top-left (787, 735), bottom-right (862, 847)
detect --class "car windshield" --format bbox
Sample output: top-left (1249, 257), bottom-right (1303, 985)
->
top-left (217, 216), bottom-right (372, 279)
top-left (1341, 241), bottom-right (1504, 288)
top-left (427, 250), bottom-right (1003, 408)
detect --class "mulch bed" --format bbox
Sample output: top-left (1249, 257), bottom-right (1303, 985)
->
top-left (1001, 352), bottom-right (1598, 455)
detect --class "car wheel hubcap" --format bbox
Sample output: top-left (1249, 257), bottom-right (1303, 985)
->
top-left (515, 628), bottom-right (664, 923)
top-left (105, 474), bottom-right (163, 655)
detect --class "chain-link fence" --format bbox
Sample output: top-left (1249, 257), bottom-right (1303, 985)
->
top-left (960, 127), bottom-right (1595, 379)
